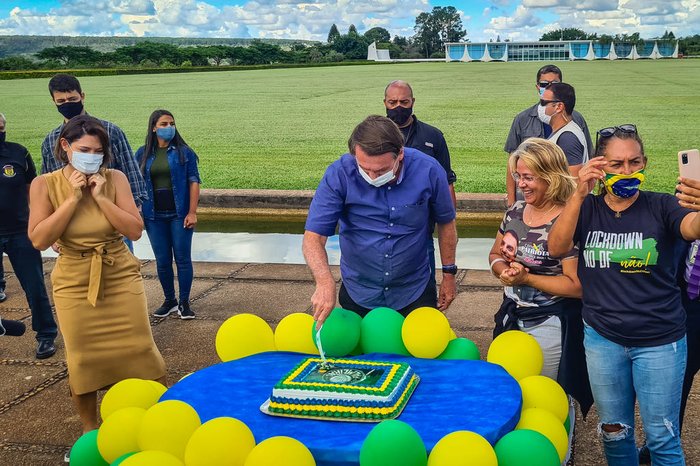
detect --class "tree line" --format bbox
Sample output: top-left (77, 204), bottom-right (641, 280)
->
top-left (0, 6), bottom-right (466, 71)
top-left (1, 10), bottom-right (698, 72)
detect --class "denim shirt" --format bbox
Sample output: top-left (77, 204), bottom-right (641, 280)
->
top-left (305, 148), bottom-right (455, 310)
top-left (136, 144), bottom-right (201, 221)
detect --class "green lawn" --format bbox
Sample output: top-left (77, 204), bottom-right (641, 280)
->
top-left (1, 60), bottom-right (698, 193)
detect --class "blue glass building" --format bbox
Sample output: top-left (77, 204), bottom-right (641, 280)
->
top-left (444, 40), bottom-right (679, 62)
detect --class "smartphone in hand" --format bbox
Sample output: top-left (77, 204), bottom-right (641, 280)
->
top-left (678, 149), bottom-right (700, 180)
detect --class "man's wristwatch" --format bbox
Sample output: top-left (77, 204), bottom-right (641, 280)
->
top-left (442, 264), bottom-right (458, 275)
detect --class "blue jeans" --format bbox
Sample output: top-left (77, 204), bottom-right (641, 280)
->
top-left (0, 233), bottom-right (57, 342)
top-left (584, 323), bottom-right (686, 466)
top-left (144, 213), bottom-right (194, 303)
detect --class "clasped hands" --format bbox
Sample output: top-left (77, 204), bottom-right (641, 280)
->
top-left (68, 170), bottom-right (107, 201)
top-left (499, 261), bottom-right (529, 286)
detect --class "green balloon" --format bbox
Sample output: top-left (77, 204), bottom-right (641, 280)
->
top-left (70, 430), bottom-right (109, 466)
top-left (360, 420), bottom-right (427, 466)
top-left (564, 414), bottom-right (571, 435)
top-left (312, 308), bottom-right (362, 357)
top-left (111, 452), bottom-right (137, 465)
top-left (438, 338), bottom-right (481, 360)
top-left (494, 429), bottom-right (560, 466)
top-left (360, 307), bottom-right (410, 356)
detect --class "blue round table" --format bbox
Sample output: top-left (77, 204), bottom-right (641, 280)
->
top-left (162, 352), bottom-right (522, 466)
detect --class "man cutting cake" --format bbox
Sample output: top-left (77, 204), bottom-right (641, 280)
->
top-left (303, 115), bottom-right (458, 324)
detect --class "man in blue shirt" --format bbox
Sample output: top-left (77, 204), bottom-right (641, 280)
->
top-left (303, 115), bottom-right (458, 324)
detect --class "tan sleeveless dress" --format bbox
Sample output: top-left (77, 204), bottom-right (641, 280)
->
top-left (45, 169), bottom-right (166, 395)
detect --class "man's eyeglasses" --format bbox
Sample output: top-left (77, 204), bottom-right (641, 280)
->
top-left (539, 99), bottom-right (561, 107)
top-left (511, 173), bottom-right (538, 184)
top-left (595, 124), bottom-right (637, 146)
top-left (538, 80), bottom-right (560, 88)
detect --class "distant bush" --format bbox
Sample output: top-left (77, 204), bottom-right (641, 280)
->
top-left (0, 60), bottom-right (385, 80)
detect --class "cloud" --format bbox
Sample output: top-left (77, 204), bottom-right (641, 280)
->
top-left (0, 0), bottom-right (430, 40)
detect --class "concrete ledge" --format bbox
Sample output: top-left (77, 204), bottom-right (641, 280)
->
top-left (200, 189), bottom-right (507, 213)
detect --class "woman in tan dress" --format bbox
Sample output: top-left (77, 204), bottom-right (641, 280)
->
top-left (28, 115), bottom-right (166, 434)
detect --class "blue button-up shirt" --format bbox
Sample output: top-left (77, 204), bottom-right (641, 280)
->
top-left (306, 148), bottom-right (455, 310)
top-left (41, 117), bottom-right (148, 206)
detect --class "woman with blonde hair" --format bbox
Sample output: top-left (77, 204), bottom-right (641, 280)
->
top-left (490, 138), bottom-right (593, 432)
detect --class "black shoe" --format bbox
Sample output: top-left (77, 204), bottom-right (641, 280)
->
top-left (638, 445), bottom-right (651, 464)
top-left (36, 340), bottom-right (56, 359)
top-left (0, 318), bottom-right (25, 337)
top-left (0, 288), bottom-right (6, 303)
top-left (178, 301), bottom-right (195, 320)
top-left (153, 299), bottom-right (178, 318)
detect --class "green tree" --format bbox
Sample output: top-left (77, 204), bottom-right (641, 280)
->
top-left (413, 6), bottom-right (466, 58)
top-left (364, 27), bottom-right (391, 43)
top-left (331, 33), bottom-right (370, 59)
top-left (35, 46), bottom-right (102, 67)
top-left (0, 56), bottom-right (38, 70)
top-left (348, 24), bottom-right (358, 36)
top-left (327, 24), bottom-right (340, 43)
top-left (539, 28), bottom-right (589, 41)
top-left (201, 45), bottom-right (230, 65)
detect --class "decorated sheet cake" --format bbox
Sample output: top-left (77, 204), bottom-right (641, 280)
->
top-left (261, 357), bottom-right (419, 422)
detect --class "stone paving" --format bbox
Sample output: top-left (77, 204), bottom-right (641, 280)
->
top-left (0, 258), bottom-right (699, 465)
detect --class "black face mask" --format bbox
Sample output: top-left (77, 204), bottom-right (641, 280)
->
top-left (0, 132), bottom-right (5, 144)
top-left (57, 101), bottom-right (84, 120)
top-left (386, 106), bottom-right (413, 127)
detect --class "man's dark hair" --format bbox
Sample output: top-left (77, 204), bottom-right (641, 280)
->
top-left (348, 115), bottom-right (403, 157)
top-left (48, 73), bottom-right (82, 97)
top-left (536, 64), bottom-right (563, 82)
top-left (54, 115), bottom-right (111, 167)
top-left (548, 82), bottom-right (576, 115)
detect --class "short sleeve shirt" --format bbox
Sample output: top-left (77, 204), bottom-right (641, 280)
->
top-left (0, 141), bottom-right (36, 234)
top-left (499, 201), bottom-right (577, 307)
top-left (574, 192), bottom-right (690, 346)
top-left (305, 148), bottom-right (456, 310)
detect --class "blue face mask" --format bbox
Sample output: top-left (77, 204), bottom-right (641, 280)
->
top-left (156, 126), bottom-right (176, 142)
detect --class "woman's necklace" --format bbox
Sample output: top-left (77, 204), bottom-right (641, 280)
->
top-left (524, 203), bottom-right (558, 226)
top-left (604, 194), bottom-right (635, 218)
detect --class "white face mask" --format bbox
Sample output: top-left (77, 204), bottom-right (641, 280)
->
top-left (357, 157), bottom-right (399, 188)
top-left (537, 104), bottom-right (552, 126)
top-left (70, 150), bottom-right (103, 174)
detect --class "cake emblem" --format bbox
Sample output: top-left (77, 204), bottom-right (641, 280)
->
top-left (323, 368), bottom-right (367, 384)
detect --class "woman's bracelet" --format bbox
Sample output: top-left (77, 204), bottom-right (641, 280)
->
top-left (489, 258), bottom-right (507, 271)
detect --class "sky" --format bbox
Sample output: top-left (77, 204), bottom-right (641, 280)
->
top-left (0, 0), bottom-right (697, 43)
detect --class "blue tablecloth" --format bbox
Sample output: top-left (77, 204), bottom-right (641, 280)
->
top-left (162, 352), bottom-right (522, 466)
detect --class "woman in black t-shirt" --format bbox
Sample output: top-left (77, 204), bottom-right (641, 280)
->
top-left (549, 125), bottom-right (700, 465)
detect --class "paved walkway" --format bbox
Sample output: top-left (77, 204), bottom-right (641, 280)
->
top-left (0, 258), bottom-right (698, 465)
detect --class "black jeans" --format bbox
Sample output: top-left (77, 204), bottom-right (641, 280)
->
top-left (0, 233), bottom-right (57, 342)
top-left (338, 281), bottom-right (437, 318)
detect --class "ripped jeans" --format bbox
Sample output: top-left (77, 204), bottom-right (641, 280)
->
top-left (584, 322), bottom-right (686, 466)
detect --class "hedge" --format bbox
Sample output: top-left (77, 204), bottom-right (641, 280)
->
top-left (0, 60), bottom-right (394, 80)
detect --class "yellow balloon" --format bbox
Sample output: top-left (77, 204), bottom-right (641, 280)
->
top-left (428, 430), bottom-right (497, 466)
top-left (274, 313), bottom-right (318, 354)
top-left (101, 378), bottom-right (165, 420)
top-left (486, 331), bottom-right (543, 380)
top-left (243, 436), bottom-right (315, 466)
top-left (138, 400), bottom-right (201, 460)
top-left (401, 307), bottom-right (451, 359)
top-left (216, 314), bottom-right (275, 362)
top-left (121, 450), bottom-right (184, 466)
top-left (516, 408), bottom-right (569, 463)
top-left (184, 417), bottom-right (256, 466)
top-left (449, 328), bottom-right (457, 340)
top-left (519, 375), bottom-right (569, 423)
top-left (97, 407), bottom-right (146, 463)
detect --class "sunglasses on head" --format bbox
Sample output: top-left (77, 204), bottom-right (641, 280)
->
top-left (595, 124), bottom-right (637, 145)
top-left (538, 80), bottom-right (560, 88)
